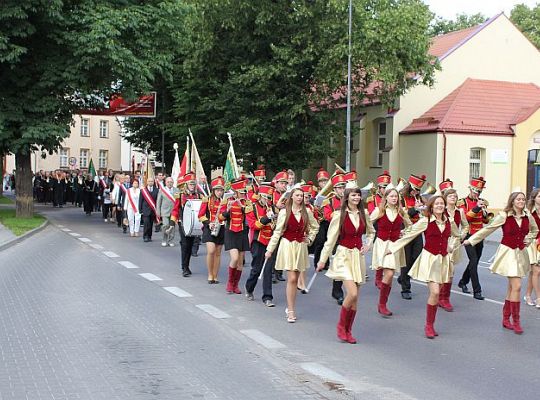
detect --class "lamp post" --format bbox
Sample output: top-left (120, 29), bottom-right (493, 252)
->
top-left (345, 0), bottom-right (353, 171)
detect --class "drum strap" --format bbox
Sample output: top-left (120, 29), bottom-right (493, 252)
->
top-left (126, 189), bottom-right (138, 214)
top-left (142, 187), bottom-right (161, 223)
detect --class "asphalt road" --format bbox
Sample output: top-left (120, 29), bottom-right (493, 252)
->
top-left (1, 204), bottom-right (539, 400)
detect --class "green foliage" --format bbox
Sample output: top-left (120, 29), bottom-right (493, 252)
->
top-left (127, 0), bottom-right (437, 173)
top-left (511, 3), bottom-right (540, 49)
top-left (429, 13), bottom-right (487, 36)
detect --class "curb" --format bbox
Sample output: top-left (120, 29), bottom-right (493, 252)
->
top-left (0, 217), bottom-right (49, 252)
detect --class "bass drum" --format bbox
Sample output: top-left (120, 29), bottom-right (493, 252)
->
top-left (182, 199), bottom-right (203, 237)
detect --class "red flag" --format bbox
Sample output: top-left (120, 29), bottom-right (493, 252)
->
top-left (180, 147), bottom-right (188, 177)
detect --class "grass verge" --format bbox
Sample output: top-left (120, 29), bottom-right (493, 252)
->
top-left (0, 209), bottom-right (46, 236)
top-left (0, 195), bottom-right (13, 204)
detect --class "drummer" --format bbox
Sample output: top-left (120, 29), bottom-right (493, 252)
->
top-left (170, 171), bottom-right (201, 277)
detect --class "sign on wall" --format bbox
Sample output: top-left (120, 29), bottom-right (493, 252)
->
top-left (490, 149), bottom-right (509, 164)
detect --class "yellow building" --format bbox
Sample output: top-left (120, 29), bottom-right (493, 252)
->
top-left (323, 13), bottom-right (540, 208)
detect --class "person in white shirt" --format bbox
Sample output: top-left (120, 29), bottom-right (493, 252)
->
top-left (124, 179), bottom-right (141, 237)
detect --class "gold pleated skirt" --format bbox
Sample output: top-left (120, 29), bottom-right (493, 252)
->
top-left (526, 242), bottom-right (540, 265)
top-left (490, 244), bottom-right (530, 278)
top-left (371, 237), bottom-right (405, 271)
top-left (325, 245), bottom-right (366, 284)
top-left (408, 249), bottom-right (451, 284)
top-left (274, 238), bottom-right (310, 272)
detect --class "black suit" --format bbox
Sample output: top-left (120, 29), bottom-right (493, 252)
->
top-left (139, 186), bottom-right (159, 239)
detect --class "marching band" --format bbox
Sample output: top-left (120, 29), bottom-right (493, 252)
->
top-left (65, 165), bottom-right (540, 342)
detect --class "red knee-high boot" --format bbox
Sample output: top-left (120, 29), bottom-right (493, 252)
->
top-left (337, 306), bottom-right (349, 342)
top-left (424, 304), bottom-right (438, 339)
top-left (346, 308), bottom-right (357, 344)
top-left (226, 267), bottom-right (235, 294)
top-left (438, 282), bottom-right (453, 311)
top-left (502, 300), bottom-right (513, 330)
top-left (511, 301), bottom-right (523, 334)
top-left (375, 269), bottom-right (383, 289)
top-left (233, 268), bottom-right (242, 294)
top-left (378, 282), bottom-right (393, 317)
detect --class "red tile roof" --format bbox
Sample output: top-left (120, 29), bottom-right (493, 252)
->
top-left (401, 78), bottom-right (540, 135)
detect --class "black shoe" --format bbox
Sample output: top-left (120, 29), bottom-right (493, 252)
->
top-left (272, 277), bottom-right (277, 284)
top-left (458, 281), bottom-right (470, 294)
top-left (276, 272), bottom-right (285, 282)
top-left (473, 292), bottom-right (485, 300)
top-left (182, 268), bottom-right (192, 277)
top-left (401, 292), bottom-right (412, 300)
top-left (143, 238), bottom-right (149, 242)
top-left (333, 296), bottom-right (344, 305)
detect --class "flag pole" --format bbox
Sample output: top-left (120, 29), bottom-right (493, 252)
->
top-left (227, 132), bottom-right (239, 178)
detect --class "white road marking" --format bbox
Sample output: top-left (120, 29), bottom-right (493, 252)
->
top-left (89, 244), bottom-right (104, 250)
top-left (103, 251), bottom-right (119, 258)
top-left (138, 273), bottom-right (162, 281)
top-left (61, 228), bottom-right (71, 232)
top-left (163, 287), bottom-right (192, 298)
top-left (118, 261), bottom-right (139, 269)
top-left (69, 232), bottom-right (81, 237)
top-left (299, 362), bottom-right (347, 385)
top-left (78, 237), bottom-right (92, 243)
top-left (57, 225), bottom-right (64, 228)
top-left (240, 329), bottom-right (286, 349)
top-left (196, 304), bottom-right (231, 319)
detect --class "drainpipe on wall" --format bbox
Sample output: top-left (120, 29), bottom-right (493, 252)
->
top-left (442, 129), bottom-right (447, 180)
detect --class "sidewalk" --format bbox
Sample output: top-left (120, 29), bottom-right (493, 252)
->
top-left (0, 222), bottom-right (16, 246)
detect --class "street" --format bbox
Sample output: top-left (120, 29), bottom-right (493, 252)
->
top-left (1, 204), bottom-right (540, 400)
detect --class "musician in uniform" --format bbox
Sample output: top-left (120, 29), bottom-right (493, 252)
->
top-left (322, 171), bottom-right (347, 305)
top-left (139, 177), bottom-right (159, 243)
top-left (170, 172), bottom-right (200, 277)
top-left (367, 170), bottom-right (392, 289)
top-left (398, 174), bottom-right (426, 300)
top-left (157, 177), bottom-right (179, 247)
top-left (198, 176), bottom-right (226, 284)
top-left (457, 177), bottom-right (490, 300)
top-left (311, 168), bottom-right (331, 271)
top-left (220, 176), bottom-right (252, 294)
top-left (272, 171), bottom-right (289, 282)
top-left (245, 182), bottom-right (277, 306)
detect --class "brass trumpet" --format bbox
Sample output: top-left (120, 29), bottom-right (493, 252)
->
top-left (420, 183), bottom-right (436, 201)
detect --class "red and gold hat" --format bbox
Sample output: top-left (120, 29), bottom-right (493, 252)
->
top-left (258, 182), bottom-right (274, 199)
top-left (211, 176), bottom-right (225, 190)
top-left (183, 172), bottom-right (196, 184)
top-left (331, 172), bottom-right (346, 188)
top-left (438, 178), bottom-right (453, 193)
top-left (176, 175), bottom-right (185, 186)
top-left (316, 168), bottom-right (330, 182)
top-left (231, 177), bottom-right (248, 192)
top-left (343, 170), bottom-right (357, 182)
top-left (253, 165), bottom-right (266, 180)
top-left (470, 176), bottom-right (486, 191)
top-left (408, 174), bottom-right (426, 190)
top-left (274, 170), bottom-right (288, 183)
top-left (377, 170), bottom-right (391, 187)
top-left (301, 181), bottom-right (315, 194)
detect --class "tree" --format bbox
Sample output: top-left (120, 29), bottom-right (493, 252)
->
top-left (127, 0), bottom-right (437, 174)
top-left (429, 13), bottom-right (487, 36)
top-left (511, 3), bottom-right (540, 48)
top-left (0, 1), bottom-right (189, 217)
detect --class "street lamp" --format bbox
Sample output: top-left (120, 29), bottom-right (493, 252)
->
top-left (345, 0), bottom-right (353, 171)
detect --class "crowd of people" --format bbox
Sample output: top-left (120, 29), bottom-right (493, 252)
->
top-left (31, 165), bottom-right (540, 342)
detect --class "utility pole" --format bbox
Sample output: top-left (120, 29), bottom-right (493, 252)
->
top-left (345, 0), bottom-right (353, 171)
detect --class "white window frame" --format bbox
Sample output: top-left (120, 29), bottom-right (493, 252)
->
top-left (99, 120), bottom-right (109, 138)
top-left (59, 148), bottom-right (69, 168)
top-left (80, 149), bottom-right (89, 168)
top-left (81, 118), bottom-right (90, 137)
top-left (469, 147), bottom-right (485, 181)
top-left (376, 121), bottom-right (387, 167)
top-left (98, 150), bottom-right (108, 169)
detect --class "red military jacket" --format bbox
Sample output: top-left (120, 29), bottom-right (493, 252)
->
top-left (246, 201), bottom-right (275, 246)
top-left (170, 191), bottom-right (200, 222)
top-left (323, 196), bottom-right (342, 222)
top-left (219, 197), bottom-right (252, 232)
top-left (366, 193), bottom-right (383, 214)
top-left (402, 194), bottom-right (421, 224)
top-left (458, 196), bottom-right (490, 235)
top-left (198, 196), bottom-right (224, 224)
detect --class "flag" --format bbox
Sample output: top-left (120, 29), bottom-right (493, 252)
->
top-left (171, 144), bottom-right (181, 185)
top-left (144, 154), bottom-right (155, 185)
top-left (223, 145), bottom-right (239, 189)
top-left (189, 130), bottom-right (207, 195)
top-left (88, 158), bottom-right (97, 178)
top-left (180, 146), bottom-right (189, 177)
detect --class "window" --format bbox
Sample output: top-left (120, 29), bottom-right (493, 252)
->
top-left (98, 150), bottom-right (108, 169)
top-left (99, 120), bottom-right (108, 138)
top-left (81, 118), bottom-right (89, 137)
top-left (469, 148), bottom-right (485, 181)
top-left (376, 121), bottom-right (387, 167)
top-left (59, 148), bottom-right (69, 168)
top-left (80, 149), bottom-right (89, 168)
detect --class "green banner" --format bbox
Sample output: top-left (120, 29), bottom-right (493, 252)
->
top-left (223, 146), bottom-right (238, 190)
top-left (88, 158), bottom-right (97, 177)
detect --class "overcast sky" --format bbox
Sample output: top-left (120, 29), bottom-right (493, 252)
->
top-left (424, 0), bottom-right (538, 19)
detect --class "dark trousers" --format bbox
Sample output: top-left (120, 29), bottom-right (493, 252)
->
top-left (192, 236), bottom-right (201, 254)
top-left (332, 280), bottom-right (344, 300)
top-left (245, 241), bottom-right (274, 301)
top-left (143, 215), bottom-right (154, 239)
top-left (102, 204), bottom-right (111, 220)
top-left (116, 207), bottom-right (123, 227)
top-left (179, 225), bottom-right (195, 270)
top-left (461, 236), bottom-right (484, 294)
top-left (401, 234), bottom-right (423, 293)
